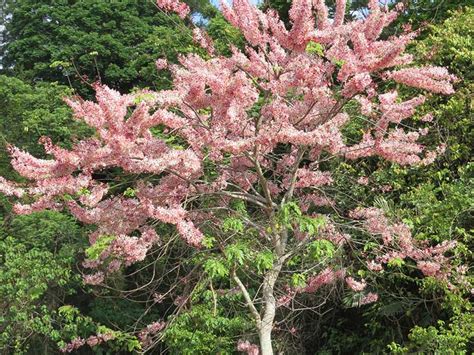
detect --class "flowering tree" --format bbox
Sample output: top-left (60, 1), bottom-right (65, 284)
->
top-left (0, 0), bottom-right (464, 353)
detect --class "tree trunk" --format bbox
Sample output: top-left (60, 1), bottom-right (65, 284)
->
top-left (259, 278), bottom-right (277, 355)
top-left (258, 255), bottom-right (284, 355)
top-left (257, 227), bottom-right (288, 355)
top-left (259, 323), bottom-right (274, 355)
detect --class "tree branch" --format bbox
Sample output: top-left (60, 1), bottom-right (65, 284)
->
top-left (232, 270), bottom-right (262, 326)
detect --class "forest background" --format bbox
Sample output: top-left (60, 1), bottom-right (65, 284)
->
top-left (0, 0), bottom-right (472, 354)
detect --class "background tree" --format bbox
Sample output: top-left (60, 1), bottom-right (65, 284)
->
top-left (0, 211), bottom-right (84, 354)
top-left (0, 0), bottom-right (212, 96)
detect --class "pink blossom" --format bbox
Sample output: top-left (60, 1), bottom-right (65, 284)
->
top-left (155, 58), bottom-right (168, 70)
top-left (353, 207), bottom-right (458, 284)
top-left (288, 0), bottom-right (314, 48)
top-left (417, 261), bottom-right (441, 277)
top-left (420, 113), bottom-right (433, 122)
top-left (138, 321), bottom-right (166, 348)
top-left (302, 193), bottom-right (335, 209)
top-left (176, 220), bottom-right (204, 247)
top-left (107, 259), bottom-right (122, 273)
top-left (367, 260), bottom-right (383, 272)
top-left (355, 95), bottom-right (373, 116)
top-left (83, 272), bottom-right (105, 285)
top-left (193, 28), bottom-right (215, 55)
top-left (86, 336), bottom-right (100, 347)
top-left (294, 169), bottom-right (333, 188)
top-left (320, 223), bottom-right (350, 246)
top-left (345, 277), bottom-right (367, 292)
top-left (156, 0), bottom-right (190, 19)
top-left (342, 72), bottom-right (372, 97)
top-left (276, 287), bottom-right (296, 308)
top-left (387, 66), bottom-right (457, 94)
top-left (60, 338), bottom-right (85, 353)
top-left (303, 268), bottom-right (344, 293)
top-left (313, 0), bottom-right (330, 29)
top-left (112, 235), bottom-right (148, 265)
top-left (98, 333), bottom-right (115, 342)
top-left (237, 340), bottom-right (260, 355)
top-left (357, 176), bottom-right (369, 185)
top-left (0, 177), bottom-right (24, 197)
top-left (147, 321), bottom-right (166, 334)
top-left (334, 0), bottom-right (347, 27)
top-left (360, 292), bottom-right (379, 305)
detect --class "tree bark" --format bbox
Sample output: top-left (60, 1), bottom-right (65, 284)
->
top-left (259, 323), bottom-right (274, 355)
top-left (258, 229), bottom-right (288, 355)
top-left (259, 274), bottom-right (277, 355)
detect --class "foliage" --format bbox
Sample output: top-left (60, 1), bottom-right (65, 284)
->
top-left (0, 211), bottom-right (83, 354)
top-left (388, 313), bottom-right (474, 354)
top-left (206, 13), bottom-right (245, 56)
top-left (0, 0), bottom-right (203, 95)
top-left (164, 304), bottom-right (252, 354)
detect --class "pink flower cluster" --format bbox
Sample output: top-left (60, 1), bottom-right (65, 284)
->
top-left (357, 176), bottom-right (369, 185)
top-left (302, 268), bottom-right (346, 293)
top-left (276, 286), bottom-right (297, 308)
top-left (0, 176), bottom-right (24, 197)
top-left (83, 272), bottom-right (105, 285)
top-left (156, 0), bottom-right (189, 19)
top-left (387, 66), bottom-right (457, 94)
top-left (60, 338), bottom-right (85, 353)
top-left (237, 339), bottom-right (260, 355)
top-left (193, 28), bottom-right (215, 55)
top-left (155, 58), bottom-right (168, 70)
top-left (345, 277), bottom-right (367, 292)
top-left (294, 169), bottom-right (333, 189)
top-left (139, 321), bottom-right (166, 348)
top-left (417, 261), bottom-right (441, 277)
top-left (359, 292), bottom-right (379, 305)
top-left (351, 207), bottom-right (458, 284)
top-left (61, 333), bottom-right (114, 353)
top-left (82, 228), bottom-right (161, 282)
top-left (85, 333), bottom-right (114, 348)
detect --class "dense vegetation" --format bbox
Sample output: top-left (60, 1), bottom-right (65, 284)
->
top-left (0, 1), bottom-right (472, 354)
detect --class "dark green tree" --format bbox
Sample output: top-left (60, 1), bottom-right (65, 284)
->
top-left (0, 0), bottom-right (213, 95)
top-left (0, 211), bottom-right (84, 354)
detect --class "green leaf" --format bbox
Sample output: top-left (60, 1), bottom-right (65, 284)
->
top-left (225, 243), bottom-right (248, 265)
top-left (388, 257), bottom-right (405, 268)
top-left (256, 251), bottom-right (274, 273)
top-left (222, 217), bottom-right (244, 233)
top-left (308, 239), bottom-right (335, 261)
top-left (278, 202), bottom-right (302, 227)
top-left (291, 273), bottom-right (307, 288)
top-left (204, 258), bottom-right (229, 279)
top-left (123, 187), bottom-right (136, 198)
top-left (202, 236), bottom-right (216, 249)
top-left (84, 235), bottom-right (115, 260)
top-left (305, 41), bottom-right (324, 56)
top-left (299, 215), bottom-right (326, 236)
